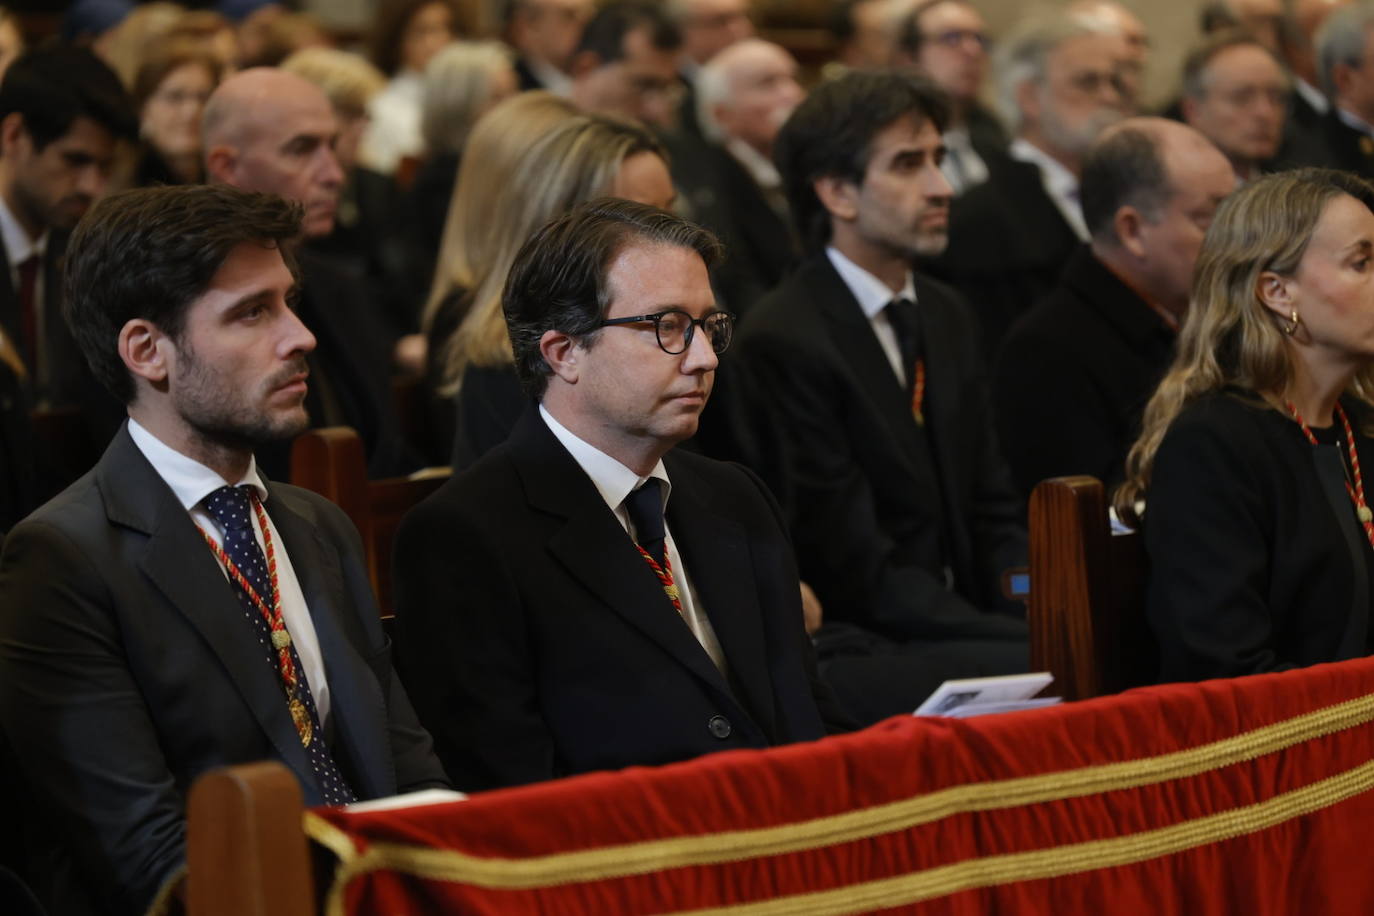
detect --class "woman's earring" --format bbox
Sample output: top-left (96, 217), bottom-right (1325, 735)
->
top-left (1284, 310), bottom-right (1299, 336)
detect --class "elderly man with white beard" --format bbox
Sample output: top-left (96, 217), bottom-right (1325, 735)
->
top-left (674, 38), bottom-right (804, 315)
top-left (926, 15), bottom-right (1128, 355)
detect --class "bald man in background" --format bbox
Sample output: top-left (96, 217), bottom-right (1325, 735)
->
top-left (203, 68), bottom-right (417, 480)
top-left (993, 119), bottom-right (1235, 497)
top-left (680, 38), bottom-right (804, 313)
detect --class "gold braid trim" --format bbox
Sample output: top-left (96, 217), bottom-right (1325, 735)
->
top-left (671, 758), bottom-right (1374, 916)
top-left (303, 693), bottom-right (1374, 896)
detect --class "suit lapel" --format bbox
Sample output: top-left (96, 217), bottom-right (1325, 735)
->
top-left (99, 428), bottom-right (315, 787)
top-left (510, 410), bottom-right (738, 702)
top-left (264, 487), bottom-right (394, 797)
top-left (808, 259), bottom-right (926, 457)
top-left (0, 236), bottom-right (15, 346)
top-left (664, 455), bottom-right (775, 736)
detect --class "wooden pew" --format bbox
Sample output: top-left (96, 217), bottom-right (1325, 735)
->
top-left (289, 427), bottom-right (450, 617)
top-left (1027, 476), bottom-right (1154, 701)
top-left (186, 763), bottom-right (314, 916)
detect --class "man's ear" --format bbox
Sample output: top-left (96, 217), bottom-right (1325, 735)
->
top-left (1179, 95), bottom-right (1198, 127)
top-left (204, 144), bottom-right (236, 184)
top-left (0, 112), bottom-right (28, 157)
top-left (1113, 205), bottom-right (1148, 259)
top-left (1332, 62), bottom-right (1355, 101)
top-left (539, 329), bottom-right (581, 384)
top-left (568, 50), bottom-right (601, 80)
top-left (118, 318), bottom-right (172, 388)
top-left (814, 174), bottom-right (859, 223)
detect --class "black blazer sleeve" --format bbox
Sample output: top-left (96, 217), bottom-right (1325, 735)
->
top-left (0, 520), bottom-right (188, 914)
top-left (1144, 406), bottom-right (1290, 681)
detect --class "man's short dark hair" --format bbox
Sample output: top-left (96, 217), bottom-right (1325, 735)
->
top-left (64, 185), bottom-right (304, 404)
top-left (575, 0), bottom-right (682, 63)
top-left (503, 197), bottom-right (722, 398)
top-left (897, 0), bottom-right (967, 58)
top-left (1181, 29), bottom-right (1283, 101)
top-left (0, 47), bottom-right (137, 150)
top-left (774, 70), bottom-right (949, 251)
top-left (1080, 125), bottom-right (1170, 244)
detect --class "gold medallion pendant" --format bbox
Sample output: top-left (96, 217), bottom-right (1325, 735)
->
top-left (289, 695), bottom-right (313, 747)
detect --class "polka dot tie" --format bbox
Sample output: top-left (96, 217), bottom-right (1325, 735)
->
top-left (203, 485), bottom-right (357, 805)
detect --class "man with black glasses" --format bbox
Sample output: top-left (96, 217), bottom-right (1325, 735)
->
top-left (394, 198), bottom-right (849, 791)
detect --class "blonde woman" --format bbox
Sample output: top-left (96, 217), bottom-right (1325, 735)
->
top-left (1117, 168), bottom-right (1374, 682)
top-left (420, 97), bottom-right (676, 463)
top-left (447, 115), bottom-right (674, 467)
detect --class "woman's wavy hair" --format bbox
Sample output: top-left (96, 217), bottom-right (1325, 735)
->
top-left (1115, 168), bottom-right (1374, 524)
top-left (426, 105), bottom-right (665, 394)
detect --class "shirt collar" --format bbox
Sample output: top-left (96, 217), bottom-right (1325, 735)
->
top-left (526, 56), bottom-right (572, 96)
top-left (725, 137), bottom-right (782, 190)
top-left (1294, 77), bottom-right (1329, 116)
top-left (0, 194), bottom-right (47, 267)
top-left (1009, 137), bottom-right (1086, 222)
top-left (127, 417), bottom-right (269, 511)
top-left (1338, 104), bottom-right (1374, 138)
top-left (825, 245), bottom-right (917, 320)
top-left (538, 404), bottom-right (672, 515)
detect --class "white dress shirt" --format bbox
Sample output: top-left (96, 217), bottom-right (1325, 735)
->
top-left (539, 404), bottom-right (728, 674)
top-left (826, 245), bottom-right (918, 386)
top-left (1337, 105), bottom-right (1374, 139)
top-left (127, 418), bottom-right (332, 721)
top-left (1294, 77), bottom-right (1329, 117)
top-left (359, 70), bottom-right (425, 176)
top-left (940, 124), bottom-right (990, 194)
top-left (1009, 137), bottom-right (1089, 241)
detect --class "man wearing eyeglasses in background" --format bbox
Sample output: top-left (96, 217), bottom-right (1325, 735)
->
top-left (393, 198), bottom-right (850, 792)
top-left (925, 14), bottom-right (1128, 355)
top-left (568, 0), bottom-right (684, 129)
top-left (894, 0), bottom-right (1005, 196)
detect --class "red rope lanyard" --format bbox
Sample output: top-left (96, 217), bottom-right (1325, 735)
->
top-left (1287, 401), bottom-right (1374, 550)
top-left (635, 544), bottom-right (684, 616)
top-left (197, 493), bottom-right (314, 746)
top-left (911, 359), bottom-right (926, 425)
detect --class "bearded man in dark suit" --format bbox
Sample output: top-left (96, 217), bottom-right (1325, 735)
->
top-left (0, 185), bottom-right (448, 916)
top-left (735, 71), bottom-right (1029, 725)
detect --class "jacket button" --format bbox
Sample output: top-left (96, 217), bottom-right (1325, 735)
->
top-left (708, 715), bottom-right (732, 739)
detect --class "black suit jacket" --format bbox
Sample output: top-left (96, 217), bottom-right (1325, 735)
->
top-left (993, 246), bottom-right (1176, 499)
top-left (256, 249), bottom-right (419, 481)
top-left (1145, 391), bottom-right (1373, 682)
top-left (925, 151), bottom-right (1081, 356)
top-left (395, 408), bottom-right (845, 792)
top-left (1312, 107), bottom-right (1374, 178)
top-left (0, 230), bottom-right (123, 505)
top-left (0, 361), bottom-right (32, 533)
top-left (694, 145), bottom-right (798, 317)
top-left (0, 426), bottom-right (448, 915)
top-left (737, 255), bottom-right (1028, 644)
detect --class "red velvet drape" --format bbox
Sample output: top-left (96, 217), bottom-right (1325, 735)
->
top-left (309, 658), bottom-right (1374, 915)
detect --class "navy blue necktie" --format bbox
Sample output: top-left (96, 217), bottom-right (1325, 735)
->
top-left (203, 485), bottom-right (356, 805)
top-left (625, 479), bottom-right (667, 567)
